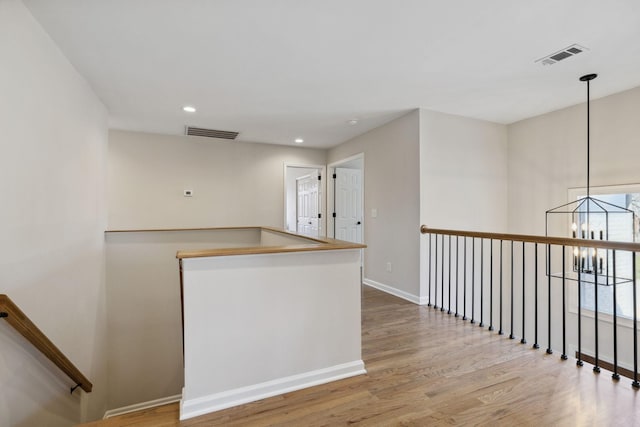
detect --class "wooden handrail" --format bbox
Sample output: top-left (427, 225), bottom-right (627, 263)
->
top-left (0, 294), bottom-right (92, 393)
top-left (420, 225), bottom-right (640, 252)
top-left (174, 227), bottom-right (365, 259)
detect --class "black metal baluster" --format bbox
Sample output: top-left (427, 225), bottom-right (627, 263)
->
top-left (428, 234), bottom-right (432, 306)
top-left (463, 237), bottom-right (467, 320)
top-left (455, 236), bottom-right (460, 317)
top-left (632, 252), bottom-right (639, 388)
top-left (577, 264), bottom-right (583, 366)
top-left (448, 235), bottom-right (452, 314)
top-left (434, 235), bottom-right (438, 310)
top-left (521, 242), bottom-right (526, 344)
top-left (489, 239), bottom-right (494, 331)
top-left (499, 240), bottom-right (504, 335)
top-left (533, 243), bottom-right (539, 349)
top-left (510, 241), bottom-right (515, 339)
top-left (561, 245), bottom-right (567, 360)
top-left (471, 238), bottom-right (476, 324)
top-left (612, 250), bottom-right (619, 380)
top-left (441, 234), bottom-right (445, 311)
top-left (593, 255), bottom-right (600, 373)
top-left (480, 239), bottom-right (484, 327)
top-left (547, 244), bottom-right (553, 354)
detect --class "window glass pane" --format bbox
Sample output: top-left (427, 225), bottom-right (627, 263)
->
top-left (577, 191), bottom-right (640, 319)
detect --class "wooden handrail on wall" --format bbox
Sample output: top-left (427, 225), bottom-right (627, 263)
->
top-left (0, 294), bottom-right (92, 393)
top-left (420, 225), bottom-right (640, 252)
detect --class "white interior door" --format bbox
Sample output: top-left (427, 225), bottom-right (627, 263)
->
top-left (296, 174), bottom-right (319, 237)
top-left (335, 167), bottom-right (362, 243)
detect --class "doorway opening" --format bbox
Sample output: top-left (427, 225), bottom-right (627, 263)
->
top-left (284, 163), bottom-right (326, 237)
top-left (328, 154), bottom-right (364, 244)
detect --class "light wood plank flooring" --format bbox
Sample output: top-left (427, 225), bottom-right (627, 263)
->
top-left (81, 286), bottom-right (640, 426)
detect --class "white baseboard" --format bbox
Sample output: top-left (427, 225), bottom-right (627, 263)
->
top-left (180, 360), bottom-right (366, 420)
top-left (103, 394), bottom-right (182, 419)
top-left (363, 278), bottom-right (427, 305)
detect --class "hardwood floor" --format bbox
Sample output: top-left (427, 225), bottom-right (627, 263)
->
top-left (81, 286), bottom-right (640, 426)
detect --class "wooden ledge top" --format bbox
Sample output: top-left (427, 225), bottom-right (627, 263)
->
top-left (176, 227), bottom-right (365, 259)
top-left (105, 226), bottom-right (266, 233)
top-left (177, 240), bottom-right (366, 259)
top-left (103, 226), bottom-right (365, 259)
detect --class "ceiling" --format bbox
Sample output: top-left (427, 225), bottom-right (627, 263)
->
top-left (23, 0), bottom-right (640, 148)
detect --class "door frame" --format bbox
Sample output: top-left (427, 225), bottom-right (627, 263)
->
top-left (283, 163), bottom-right (326, 235)
top-left (327, 153), bottom-right (365, 240)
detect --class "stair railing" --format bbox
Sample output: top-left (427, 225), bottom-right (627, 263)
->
top-left (0, 294), bottom-right (92, 393)
top-left (420, 225), bottom-right (640, 388)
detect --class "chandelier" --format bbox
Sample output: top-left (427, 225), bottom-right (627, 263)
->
top-left (545, 74), bottom-right (635, 286)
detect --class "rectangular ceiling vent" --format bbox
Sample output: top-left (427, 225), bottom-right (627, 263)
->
top-left (185, 126), bottom-right (239, 140)
top-left (535, 44), bottom-right (589, 66)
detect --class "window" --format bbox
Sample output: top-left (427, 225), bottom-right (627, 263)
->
top-left (571, 186), bottom-right (640, 319)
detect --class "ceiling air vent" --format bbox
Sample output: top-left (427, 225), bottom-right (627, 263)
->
top-left (535, 44), bottom-right (589, 66)
top-left (185, 126), bottom-right (239, 140)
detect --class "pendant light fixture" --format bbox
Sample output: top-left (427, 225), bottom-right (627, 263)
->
top-left (545, 74), bottom-right (635, 285)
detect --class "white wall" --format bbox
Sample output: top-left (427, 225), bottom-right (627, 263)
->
top-left (180, 248), bottom-right (364, 419)
top-left (420, 109), bottom-right (508, 232)
top-left (108, 130), bottom-right (327, 230)
top-left (419, 109), bottom-right (508, 304)
top-left (508, 86), bottom-right (640, 235)
top-left (328, 111), bottom-right (421, 302)
top-left (508, 85), bottom-right (640, 367)
top-left (0, 0), bottom-right (108, 425)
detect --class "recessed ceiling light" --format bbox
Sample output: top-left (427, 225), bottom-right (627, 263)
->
top-left (294, 138), bottom-right (304, 144)
top-left (347, 119), bottom-right (359, 126)
top-left (183, 105), bottom-right (196, 113)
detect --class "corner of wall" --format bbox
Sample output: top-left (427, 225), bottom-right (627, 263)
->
top-left (1, 1), bottom-right (110, 424)
top-left (328, 111), bottom-right (421, 299)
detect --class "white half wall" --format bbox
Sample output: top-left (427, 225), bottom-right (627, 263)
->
top-left (0, 0), bottom-right (108, 424)
top-left (180, 249), bottom-right (365, 420)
